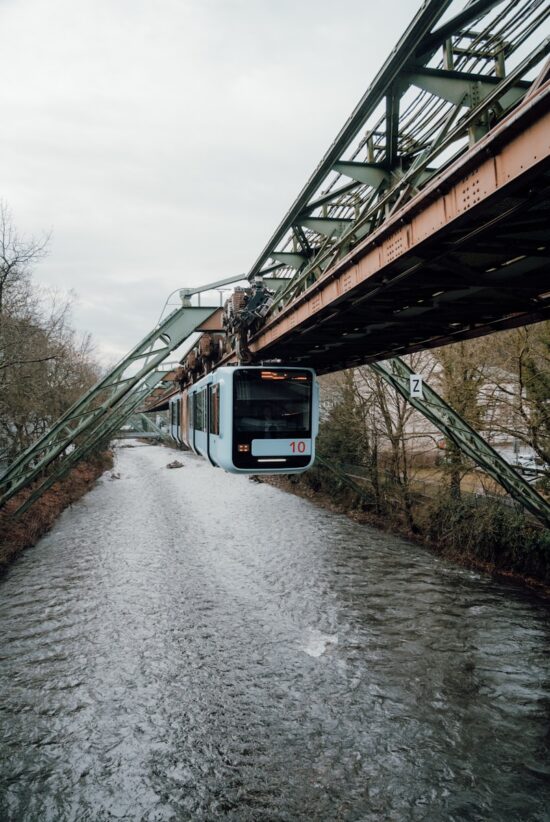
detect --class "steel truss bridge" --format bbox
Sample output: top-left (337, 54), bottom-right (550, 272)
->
top-left (1, 0), bottom-right (549, 525)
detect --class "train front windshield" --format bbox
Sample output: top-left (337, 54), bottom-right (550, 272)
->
top-left (234, 370), bottom-right (311, 434)
top-left (233, 369), bottom-right (313, 469)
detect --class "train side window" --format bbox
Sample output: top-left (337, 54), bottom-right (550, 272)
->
top-left (210, 385), bottom-right (220, 435)
top-left (188, 394), bottom-right (193, 428)
top-left (195, 389), bottom-right (206, 432)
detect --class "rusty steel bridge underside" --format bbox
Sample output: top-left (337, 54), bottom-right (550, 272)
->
top-left (236, 0), bottom-right (550, 371)
top-left (250, 89), bottom-right (550, 372)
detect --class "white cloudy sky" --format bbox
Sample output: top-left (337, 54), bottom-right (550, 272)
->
top-left (1, 0), bottom-right (421, 363)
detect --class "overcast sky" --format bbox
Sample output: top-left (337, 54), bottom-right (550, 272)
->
top-left (1, 0), bottom-right (422, 364)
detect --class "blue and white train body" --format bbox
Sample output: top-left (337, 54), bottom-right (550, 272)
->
top-left (169, 366), bottom-right (319, 474)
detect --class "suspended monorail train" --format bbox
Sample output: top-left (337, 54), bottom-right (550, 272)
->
top-left (169, 366), bottom-right (319, 474)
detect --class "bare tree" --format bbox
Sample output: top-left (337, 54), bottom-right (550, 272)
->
top-left (0, 205), bottom-right (100, 460)
top-left (354, 352), bottom-right (438, 530)
top-left (478, 323), bottom-right (550, 470)
top-left (429, 339), bottom-right (489, 496)
top-left (0, 200), bottom-right (49, 316)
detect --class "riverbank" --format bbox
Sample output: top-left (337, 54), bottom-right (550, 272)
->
top-left (0, 450), bottom-right (113, 572)
top-left (264, 473), bottom-right (550, 598)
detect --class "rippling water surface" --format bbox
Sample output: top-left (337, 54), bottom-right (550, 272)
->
top-left (1, 443), bottom-right (550, 821)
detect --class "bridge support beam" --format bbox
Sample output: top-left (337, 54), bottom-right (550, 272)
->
top-left (11, 372), bottom-right (168, 517)
top-left (114, 413), bottom-right (168, 440)
top-left (369, 357), bottom-right (550, 529)
top-left (0, 306), bottom-right (217, 511)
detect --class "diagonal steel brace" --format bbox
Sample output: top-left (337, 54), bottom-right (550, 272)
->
top-left (370, 357), bottom-right (550, 529)
top-left (0, 306), bottom-right (216, 508)
top-left (12, 371), bottom-right (167, 516)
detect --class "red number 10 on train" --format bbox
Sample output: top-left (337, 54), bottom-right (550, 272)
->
top-left (290, 441), bottom-right (306, 453)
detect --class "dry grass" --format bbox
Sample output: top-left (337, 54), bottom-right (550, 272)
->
top-left (409, 466), bottom-right (505, 496)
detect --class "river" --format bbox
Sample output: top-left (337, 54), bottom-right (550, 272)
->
top-left (1, 442), bottom-right (549, 821)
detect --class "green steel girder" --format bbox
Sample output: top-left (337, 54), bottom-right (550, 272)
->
top-left (297, 217), bottom-right (354, 238)
top-left (414, 0), bottom-right (508, 62)
top-left (269, 35), bottom-right (550, 312)
top-left (115, 412), bottom-right (167, 439)
top-left (370, 357), bottom-right (550, 529)
top-left (332, 162), bottom-right (390, 188)
top-left (405, 67), bottom-right (529, 109)
top-left (301, 182), bottom-right (358, 213)
top-left (261, 277), bottom-right (293, 293)
top-left (0, 306), bottom-right (216, 509)
top-left (270, 252), bottom-right (309, 270)
top-left (134, 413), bottom-right (166, 436)
top-left (247, 0), bottom-right (455, 282)
top-left (12, 371), bottom-right (167, 517)
top-left (385, 82), bottom-right (401, 169)
top-left (243, 0), bottom-right (549, 313)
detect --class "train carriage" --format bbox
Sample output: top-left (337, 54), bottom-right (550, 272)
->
top-left (169, 366), bottom-right (319, 474)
